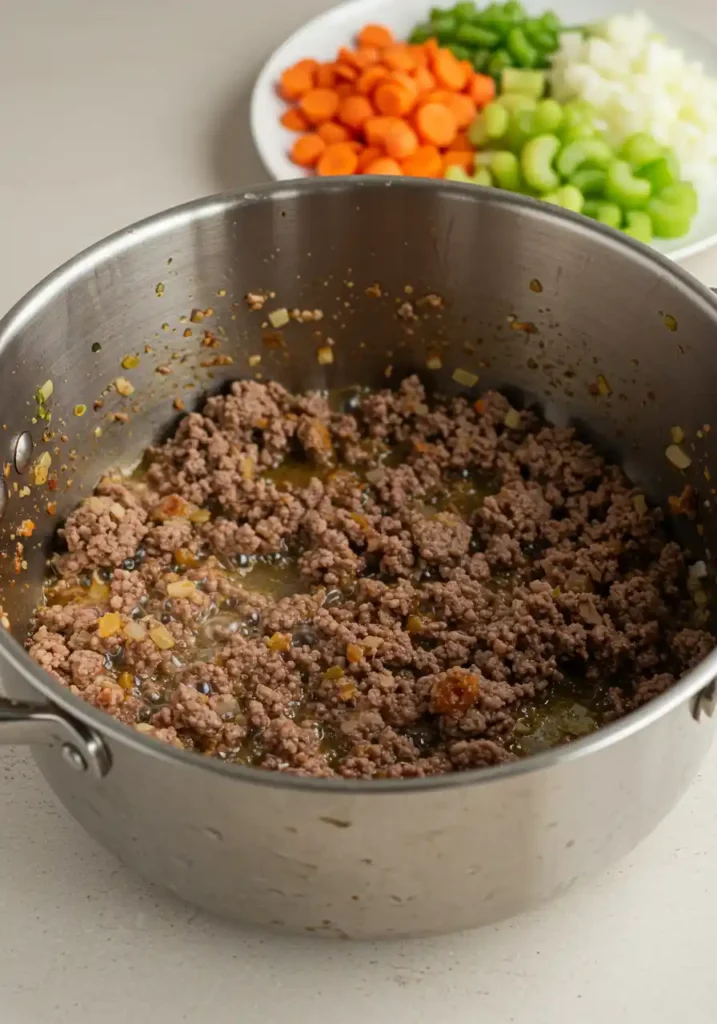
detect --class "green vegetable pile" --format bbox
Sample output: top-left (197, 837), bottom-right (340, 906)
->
top-left (446, 70), bottom-right (697, 241)
top-left (410, 1), bottom-right (574, 79)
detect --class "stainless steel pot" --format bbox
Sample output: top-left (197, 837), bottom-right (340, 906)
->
top-left (1, 179), bottom-right (717, 939)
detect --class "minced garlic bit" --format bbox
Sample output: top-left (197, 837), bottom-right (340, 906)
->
top-left (666, 444), bottom-right (692, 470)
top-left (266, 632), bottom-right (291, 652)
top-left (97, 612), bottom-right (121, 638)
top-left (173, 398), bottom-right (185, 412)
top-left (121, 355), bottom-right (140, 370)
top-left (115, 377), bottom-right (135, 397)
top-left (323, 665), bottom-right (344, 680)
top-left (190, 309), bottom-right (205, 323)
top-left (155, 282), bottom-right (165, 297)
top-left (94, 427), bottom-right (103, 438)
top-left (452, 368), bottom-right (479, 388)
top-left (671, 425), bottom-right (685, 444)
top-left (188, 506), bottom-right (211, 524)
top-left (426, 353), bottom-right (443, 371)
top-left (33, 451), bottom-right (52, 486)
top-left (268, 308), bottom-right (290, 329)
top-left (150, 624), bottom-right (175, 649)
top-left (73, 404), bottom-right (87, 417)
top-left (248, 354), bottom-right (261, 367)
top-left (167, 579), bottom-right (197, 599)
top-left (595, 374), bottom-right (611, 397)
top-left (118, 672), bottom-right (135, 691)
top-left (317, 345), bottom-right (334, 366)
top-left (504, 408), bottom-right (521, 429)
top-left (529, 278), bottom-right (543, 293)
top-left (346, 642), bottom-right (363, 664)
top-left (632, 493), bottom-right (647, 516)
top-left (245, 292), bottom-right (267, 311)
top-left (17, 519), bottom-right (35, 537)
top-left (123, 620), bottom-right (147, 642)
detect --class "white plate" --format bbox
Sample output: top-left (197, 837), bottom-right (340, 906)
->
top-left (251, 0), bottom-right (717, 261)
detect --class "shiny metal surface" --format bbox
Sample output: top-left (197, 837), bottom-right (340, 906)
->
top-left (1, 179), bottom-right (717, 938)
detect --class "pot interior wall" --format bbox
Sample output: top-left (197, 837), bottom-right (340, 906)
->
top-left (1, 182), bottom-right (716, 638)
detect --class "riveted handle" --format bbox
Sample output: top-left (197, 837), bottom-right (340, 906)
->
top-left (0, 696), bottom-right (111, 777)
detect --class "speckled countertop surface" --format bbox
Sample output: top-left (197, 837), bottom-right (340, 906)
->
top-left (2, 1), bottom-right (717, 1020)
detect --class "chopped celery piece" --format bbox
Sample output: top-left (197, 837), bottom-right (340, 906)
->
top-left (660, 181), bottom-right (698, 217)
top-left (583, 200), bottom-right (622, 229)
top-left (501, 67), bottom-right (546, 98)
top-left (496, 92), bottom-right (536, 113)
top-left (533, 98), bottom-right (563, 134)
top-left (430, 14), bottom-right (458, 41)
top-left (570, 168), bottom-right (606, 196)
top-left (483, 101), bottom-right (509, 139)
top-left (505, 106), bottom-right (537, 151)
top-left (467, 113), bottom-right (489, 147)
top-left (620, 132), bottom-right (664, 170)
top-left (542, 184), bottom-right (584, 212)
top-left (623, 211), bottom-right (654, 244)
top-left (556, 138), bottom-right (613, 178)
top-left (490, 151), bottom-right (521, 190)
top-left (639, 153), bottom-right (679, 192)
top-left (488, 49), bottom-right (514, 78)
top-left (452, 2), bottom-right (477, 20)
top-left (647, 196), bottom-right (693, 238)
top-left (448, 43), bottom-right (473, 60)
top-left (445, 165), bottom-right (473, 183)
top-left (473, 167), bottom-right (494, 187)
top-left (521, 134), bottom-right (561, 193)
top-left (605, 160), bottom-right (651, 210)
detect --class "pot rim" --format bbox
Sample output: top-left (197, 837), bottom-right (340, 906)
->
top-left (2, 177), bottom-right (717, 794)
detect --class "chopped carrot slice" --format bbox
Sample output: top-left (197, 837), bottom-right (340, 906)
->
top-left (382, 44), bottom-right (418, 72)
top-left (290, 133), bottom-right (326, 168)
top-left (299, 87), bottom-right (341, 124)
top-left (335, 63), bottom-right (358, 82)
top-left (384, 121), bottom-right (419, 160)
top-left (353, 47), bottom-right (380, 69)
top-left (441, 92), bottom-right (476, 130)
top-left (357, 65), bottom-right (389, 95)
top-left (442, 150), bottom-right (474, 173)
top-left (401, 144), bottom-right (443, 178)
top-left (316, 141), bottom-right (359, 176)
top-left (469, 73), bottom-right (496, 108)
top-left (338, 94), bottom-right (374, 131)
top-left (407, 44), bottom-right (429, 68)
top-left (280, 108), bottom-right (309, 132)
top-left (364, 115), bottom-right (403, 146)
top-left (357, 24), bottom-right (394, 49)
top-left (357, 145), bottom-right (384, 172)
top-left (423, 38), bottom-right (439, 59)
top-left (317, 121), bottom-right (352, 144)
top-left (414, 102), bottom-right (458, 148)
top-left (432, 49), bottom-right (469, 92)
top-left (335, 82), bottom-right (354, 98)
top-left (451, 130), bottom-right (473, 152)
top-left (294, 59), bottom-right (320, 75)
top-left (279, 64), bottom-right (315, 101)
top-left (374, 73), bottom-right (418, 117)
top-left (315, 63), bottom-right (338, 89)
top-left (412, 66), bottom-right (436, 94)
top-left (364, 156), bottom-right (404, 175)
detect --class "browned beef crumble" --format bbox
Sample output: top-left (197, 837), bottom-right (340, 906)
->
top-left (26, 377), bottom-right (715, 778)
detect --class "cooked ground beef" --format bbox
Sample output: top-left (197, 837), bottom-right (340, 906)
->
top-left (25, 377), bottom-right (715, 778)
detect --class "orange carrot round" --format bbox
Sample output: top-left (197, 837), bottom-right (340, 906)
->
top-left (280, 108), bottom-right (309, 132)
top-left (357, 65), bottom-right (390, 96)
top-left (315, 64), bottom-right (338, 89)
top-left (432, 49), bottom-right (469, 91)
top-left (357, 24), bottom-right (394, 49)
top-left (335, 63), bottom-right (358, 82)
top-left (441, 92), bottom-right (477, 130)
top-left (401, 144), bottom-right (443, 178)
top-left (364, 115), bottom-right (403, 146)
top-left (299, 87), bottom-right (341, 124)
top-left (364, 157), bottom-right (403, 175)
top-left (469, 73), bottom-right (496, 108)
top-left (279, 64), bottom-right (315, 101)
top-left (351, 46), bottom-right (380, 69)
top-left (384, 121), bottom-right (419, 160)
top-left (382, 44), bottom-right (418, 72)
top-left (374, 75), bottom-right (417, 117)
top-left (451, 130), bottom-right (473, 152)
top-left (316, 141), bottom-right (359, 176)
top-left (317, 121), bottom-right (352, 144)
top-left (414, 102), bottom-right (458, 148)
top-left (290, 133), bottom-right (326, 168)
top-left (412, 66), bottom-right (437, 94)
top-left (442, 150), bottom-right (474, 173)
top-left (338, 94), bottom-right (374, 131)
top-left (357, 145), bottom-right (384, 172)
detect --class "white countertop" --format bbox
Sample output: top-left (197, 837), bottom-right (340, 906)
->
top-left (2, 0), bottom-right (717, 1020)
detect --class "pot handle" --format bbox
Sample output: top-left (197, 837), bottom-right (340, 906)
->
top-left (0, 696), bottom-right (111, 778)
